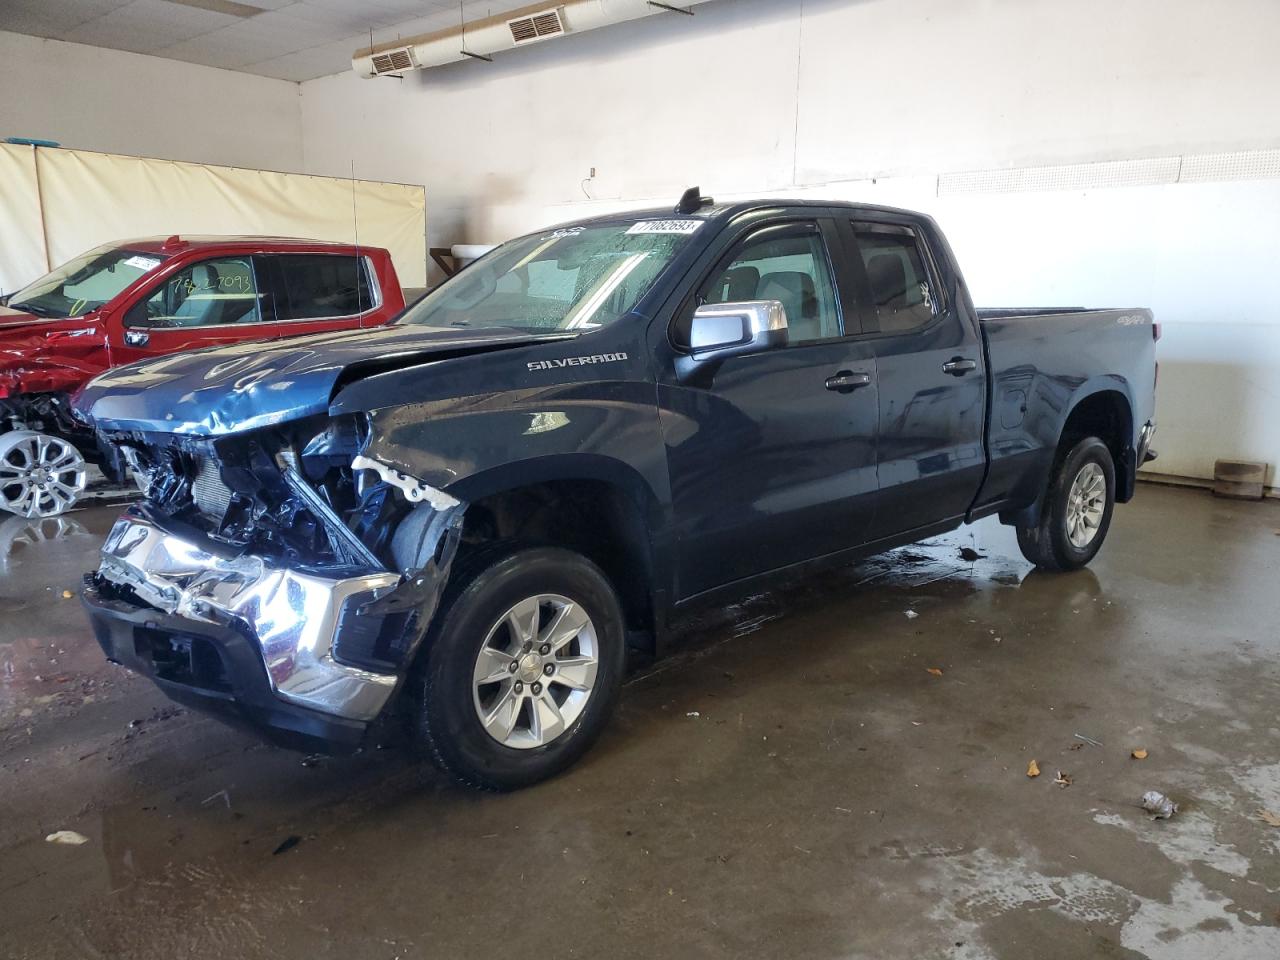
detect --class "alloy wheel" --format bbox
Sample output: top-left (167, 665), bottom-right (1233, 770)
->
top-left (0, 431), bottom-right (87, 518)
top-left (1065, 461), bottom-right (1106, 548)
top-left (471, 594), bottom-right (599, 749)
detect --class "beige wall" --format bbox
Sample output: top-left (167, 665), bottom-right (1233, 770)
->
top-left (0, 29), bottom-right (302, 170)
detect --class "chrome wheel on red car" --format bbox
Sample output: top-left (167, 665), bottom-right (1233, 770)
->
top-left (0, 431), bottom-right (88, 518)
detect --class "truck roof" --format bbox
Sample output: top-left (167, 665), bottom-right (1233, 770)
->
top-left (559, 198), bottom-right (930, 230)
top-left (114, 236), bottom-right (384, 256)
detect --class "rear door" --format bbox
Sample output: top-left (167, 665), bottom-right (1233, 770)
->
top-left (841, 217), bottom-right (985, 538)
top-left (260, 253), bottom-right (383, 337)
top-left (113, 254), bottom-right (277, 364)
top-left (657, 214), bottom-right (880, 598)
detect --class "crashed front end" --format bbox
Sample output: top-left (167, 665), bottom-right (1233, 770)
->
top-left (82, 414), bottom-right (464, 751)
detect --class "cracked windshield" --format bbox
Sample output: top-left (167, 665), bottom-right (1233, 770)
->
top-left (400, 220), bottom-right (701, 332)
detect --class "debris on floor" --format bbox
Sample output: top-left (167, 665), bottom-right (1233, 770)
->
top-left (1131, 748), bottom-right (1148, 760)
top-left (201, 789), bottom-right (231, 810)
top-left (1255, 810), bottom-right (1280, 827)
top-left (60, 590), bottom-right (73, 599)
top-left (904, 610), bottom-right (918, 619)
top-left (1140, 791), bottom-right (1178, 819)
top-left (272, 835), bottom-right (302, 855)
top-left (1073, 733), bottom-right (1103, 747)
top-left (685, 711), bottom-right (700, 718)
top-left (45, 830), bottom-right (89, 845)
top-left (1053, 770), bottom-right (1073, 788)
top-left (926, 667), bottom-right (943, 676)
top-left (958, 547), bottom-right (984, 562)
top-left (1027, 759), bottom-right (1040, 778)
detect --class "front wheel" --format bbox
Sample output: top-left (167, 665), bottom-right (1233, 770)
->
top-left (1016, 436), bottom-right (1116, 572)
top-left (414, 546), bottom-right (625, 791)
top-left (0, 431), bottom-right (87, 518)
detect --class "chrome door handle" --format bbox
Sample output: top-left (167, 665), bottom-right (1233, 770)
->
top-left (124, 330), bottom-right (150, 347)
top-left (942, 357), bottom-right (977, 376)
top-left (825, 370), bottom-right (872, 393)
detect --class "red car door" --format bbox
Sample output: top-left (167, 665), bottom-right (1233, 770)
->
top-left (110, 254), bottom-right (278, 364)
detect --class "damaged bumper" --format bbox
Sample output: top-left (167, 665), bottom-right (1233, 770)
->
top-left (84, 507), bottom-right (408, 749)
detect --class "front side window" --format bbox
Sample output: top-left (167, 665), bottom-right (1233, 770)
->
top-left (700, 226), bottom-right (841, 344)
top-left (400, 220), bottom-right (700, 332)
top-left (127, 257), bottom-right (262, 328)
top-left (853, 223), bottom-right (939, 334)
top-left (273, 254), bottom-right (374, 321)
top-left (9, 245), bottom-right (168, 319)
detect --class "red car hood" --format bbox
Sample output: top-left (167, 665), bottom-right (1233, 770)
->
top-left (0, 307), bottom-right (110, 398)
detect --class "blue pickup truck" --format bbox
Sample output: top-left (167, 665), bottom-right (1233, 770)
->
top-left (77, 192), bottom-right (1158, 789)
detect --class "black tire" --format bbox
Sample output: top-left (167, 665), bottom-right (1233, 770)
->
top-left (415, 545), bottom-right (625, 791)
top-left (1016, 436), bottom-right (1116, 572)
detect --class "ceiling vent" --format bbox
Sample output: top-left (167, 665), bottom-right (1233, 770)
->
top-left (507, 8), bottom-right (566, 45)
top-left (370, 46), bottom-right (418, 74)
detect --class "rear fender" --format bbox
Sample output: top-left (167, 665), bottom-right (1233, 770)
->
top-left (999, 379), bottom-right (1136, 527)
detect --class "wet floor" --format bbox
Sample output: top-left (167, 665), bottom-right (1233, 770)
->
top-left (1, 484), bottom-right (1278, 959)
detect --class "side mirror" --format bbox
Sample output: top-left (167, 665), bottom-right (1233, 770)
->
top-left (687, 300), bottom-right (788, 360)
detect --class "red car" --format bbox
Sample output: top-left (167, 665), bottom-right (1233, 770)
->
top-left (0, 236), bottom-right (405, 517)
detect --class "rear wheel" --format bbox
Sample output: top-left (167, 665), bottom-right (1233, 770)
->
top-left (0, 431), bottom-right (87, 517)
top-left (1016, 436), bottom-right (1115, 571)
top-left (414, 546), bottom-right (625, 791)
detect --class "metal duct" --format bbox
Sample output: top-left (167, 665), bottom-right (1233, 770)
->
top-left (352, 0), bottom-right (714, 78)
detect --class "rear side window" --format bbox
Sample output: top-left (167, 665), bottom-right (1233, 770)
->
top-left (852, 223), bottom-right (940, 334)
top-left (273, 254), bottom-right (374, 321)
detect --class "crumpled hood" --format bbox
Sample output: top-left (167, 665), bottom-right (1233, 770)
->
top-left (0, 309), bottom-right (109, 398)
top-left (75, 324), bottom-right (559, 436)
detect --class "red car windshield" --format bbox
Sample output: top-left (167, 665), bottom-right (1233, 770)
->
top-left (8, 245), bottom-right (168, 319)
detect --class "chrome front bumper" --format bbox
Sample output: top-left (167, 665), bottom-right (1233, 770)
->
top-left (97, 511), bottom-right (402, 721)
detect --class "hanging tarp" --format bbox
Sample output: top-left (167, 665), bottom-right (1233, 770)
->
top-left (0, 143), bottom-right (426, 295)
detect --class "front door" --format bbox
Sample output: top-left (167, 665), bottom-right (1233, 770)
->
top-left (845, 218), bottom-right (986, 538)
top-left (112, 255), bottom-right (277, 363)
top-left (658, 218), bottom-right (879, 599)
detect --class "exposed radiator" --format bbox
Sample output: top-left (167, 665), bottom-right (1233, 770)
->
top-left (191, 456), bottom-right (233, 522)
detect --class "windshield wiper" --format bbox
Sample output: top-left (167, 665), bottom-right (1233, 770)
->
top-left (9, 301), bottom-right (61, 319)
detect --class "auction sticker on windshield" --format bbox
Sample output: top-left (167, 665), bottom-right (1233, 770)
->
top-left (626, 220), bottom-right (703, 235)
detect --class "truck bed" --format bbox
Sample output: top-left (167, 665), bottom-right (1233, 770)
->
top-left (973, 307), bottom-right (1158, 518)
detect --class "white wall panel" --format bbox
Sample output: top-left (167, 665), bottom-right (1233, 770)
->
top-left (298, 0), bottom-right (1280, 483)
top-left (0, 30), bottom-right (302, 170)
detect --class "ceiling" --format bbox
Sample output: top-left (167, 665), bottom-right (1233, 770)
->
top-left (0, 0), bottom-right (542, 82)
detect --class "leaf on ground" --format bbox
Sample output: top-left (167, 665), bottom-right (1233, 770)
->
top-left (45, 830), bottom-right (89, 845)
top-left (1132, 748), bottom-right (1148, 760)
top-left (1257, 810), bottom-right (1280, 827)
top-left (926, 667), bottom-right (943, 677)
top-left (1027, 759), bottom-right (1040, 778)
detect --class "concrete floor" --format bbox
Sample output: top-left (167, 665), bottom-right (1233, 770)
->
top-left (1, 484), bottom-right (1278, 959)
